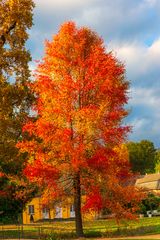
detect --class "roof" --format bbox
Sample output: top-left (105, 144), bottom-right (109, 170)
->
top-left (136, 173), bottom-right (160, 184)
top-left (135, 173), bottom-right (160, 190)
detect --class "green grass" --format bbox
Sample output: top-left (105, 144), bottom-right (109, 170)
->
top-left (1, 217), bottom-right (160, 239)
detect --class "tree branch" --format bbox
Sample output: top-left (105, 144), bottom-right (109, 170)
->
top-left (0, 21), bottom-right (16, 47)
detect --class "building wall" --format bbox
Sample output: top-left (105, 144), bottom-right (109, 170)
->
top-left (23, 197), bottom-right (42, 224)
top-left (23, 196), bottom-right (95, 224)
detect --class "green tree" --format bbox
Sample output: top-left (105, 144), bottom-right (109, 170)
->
top-left (127, 140), bottom-right (156, 174)
top-left (155, 149), bottom-right (160, 173)
top-left (0, 175), bottom-right (37, 223)
top-left (0, 0), bottom-right (35, 221)
top-left (139, 193), bottom-right (160, 214)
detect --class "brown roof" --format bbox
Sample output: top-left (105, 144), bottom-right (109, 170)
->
top-left (136, 173), bottom-right (160, 184)
top-left (135, 173), bottom-right (160, 191)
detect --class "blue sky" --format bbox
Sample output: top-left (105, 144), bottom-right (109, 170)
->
top-left (27, 0), bottom-right (160, 148)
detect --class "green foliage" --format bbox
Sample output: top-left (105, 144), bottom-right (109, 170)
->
top-left (0, 0), bottom-right (35, 81)
top-left (0, 0), bottom-right (35, 221)
top-left (127, 140), bottom-right (156, 174)
top-left (155, 149), bottom-right (160, 173)
top-left (139, 193), bottom-right (160, 214)
top-left (0, 0), bottom-right (35, 175)
top-left (0, 175), bottom-right (37, 224)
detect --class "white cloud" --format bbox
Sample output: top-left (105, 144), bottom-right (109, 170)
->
top-left (127, 86), bottom-right (160, 146)
top-left (34, 0), bottom-right (96, 11)
top-left (108, 38), bottom-right (160, 85)
top-left (148, 38), bottom-right (160, 59)
top-left (129, 87), bottom-right (160, 107)
top-left (32, 0), bottom-right (160, 43)
top-left (74, 7), bottom-right (102, 27)
top-left (27, 0), bottom-right (160, 147)
top-left (145, 0), bottom-right (156, 5)
top-left (130, 118), bottom-right (150, 132)
top-left (145, 0), bottom-right (160, 8)
top-left (128, 115), bottom-right (160, 146)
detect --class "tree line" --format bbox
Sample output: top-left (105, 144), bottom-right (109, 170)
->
top-left (127, 140), bottom-right (160, 175)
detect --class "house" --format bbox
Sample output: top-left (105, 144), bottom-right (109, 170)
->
top-left (23, 196), bottom-right (95, 224)
top-left (23, 174), bottom-right (160, 223)
top-left (23, 196), bottom-right (75, 224)
top-left (135, 173), bottom-right (160, 192)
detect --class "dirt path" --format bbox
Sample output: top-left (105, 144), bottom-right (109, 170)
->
top-left (75, 235), bottom-right (160, 239)
top-left (114, 235), bottom-right (160, 239)
top-left (96, 235), bottom-right (160, 239)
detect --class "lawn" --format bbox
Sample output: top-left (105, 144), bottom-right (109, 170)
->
top-left (1, 217), bottom-right (160, 239)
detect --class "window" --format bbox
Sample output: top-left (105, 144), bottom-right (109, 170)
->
top-left (70, 204), bottom-right (75, 218)
top-left (28, 205), bottom-right (34, 215)
top-left (42, 207), bottom-right (49, 214)
top-left (70, 204), bottom-right (75, 212)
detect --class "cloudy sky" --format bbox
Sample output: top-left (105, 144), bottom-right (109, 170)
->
top-left (27, 0), bottom-right (160, 148)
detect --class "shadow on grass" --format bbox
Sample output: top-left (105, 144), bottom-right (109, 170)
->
top-left (45, 225), bottom-right (160, 239)
top-left (0, 229), bottom-right (40, 239)
top-left (85, 225), bottom-right (160, 239)
top-left (0, 224), bottom-right (160, 239)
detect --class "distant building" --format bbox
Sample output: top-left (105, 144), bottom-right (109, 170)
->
top-left (135, 173), bottom-right (160, 192)
top-left (23, 173), bottom-right (160, 224)
top-left (23, 196), bottom-right (95, 224)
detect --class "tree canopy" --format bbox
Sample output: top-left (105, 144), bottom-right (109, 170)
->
top-left (0, 0), bottom-right (35, 221)
top-left (127, 140), bottom-right (156, 175)
top-left (18, 22), bottom-right (142, 237)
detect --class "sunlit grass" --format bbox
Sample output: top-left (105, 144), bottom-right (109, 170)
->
top-left (1, 217), bottom-right (160, 239)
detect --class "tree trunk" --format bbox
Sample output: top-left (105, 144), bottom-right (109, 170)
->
top-left (74, 171), bottom-right (84, 238)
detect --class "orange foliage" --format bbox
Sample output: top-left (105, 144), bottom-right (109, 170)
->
top-left (17, 22), bottom-right (142, 221)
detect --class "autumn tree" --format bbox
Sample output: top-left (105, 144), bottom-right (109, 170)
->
top-left (127, 140), bottom-right (156, 174)
top-left (0, 0), bottom-right (35, 221)
top-left (18, 22), bottom-right (142, 237)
